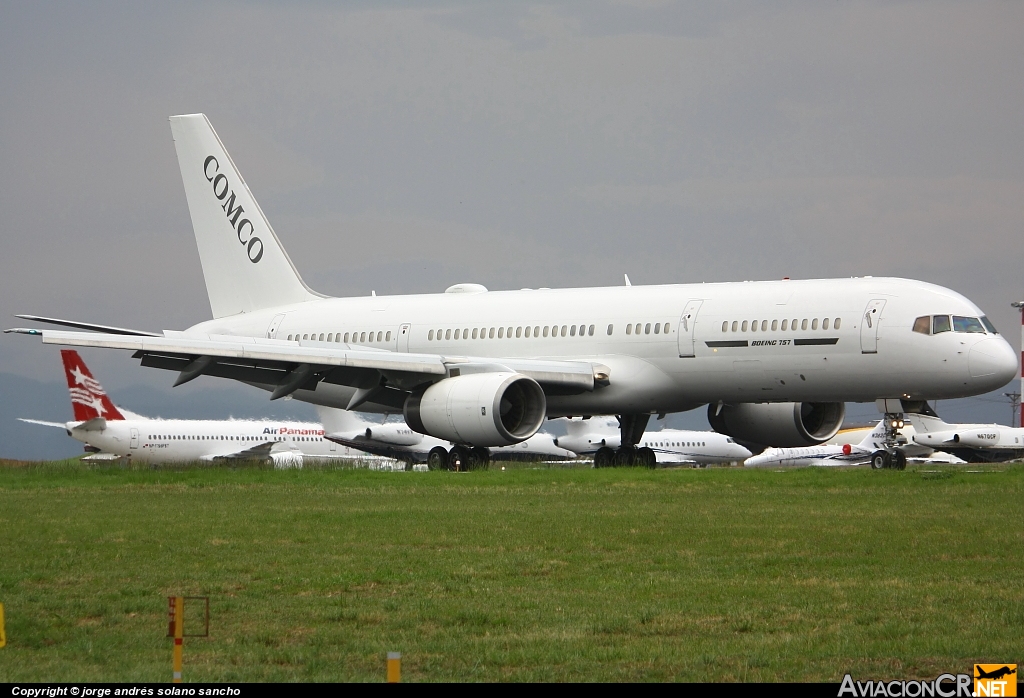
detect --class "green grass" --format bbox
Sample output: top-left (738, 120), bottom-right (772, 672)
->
top-left (0, 461), bottom-right (1021, 682)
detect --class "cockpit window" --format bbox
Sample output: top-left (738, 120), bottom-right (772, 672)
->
top-left (913, 316), bottom-right (930, 334)
top-left (980, 316), bottom-right (998, 334)
top-left (932, 315), bottom-right (951, 334)
top-left (952, 316), bottom-right (986, 333)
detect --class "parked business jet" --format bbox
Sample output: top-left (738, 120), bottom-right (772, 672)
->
top-left (744, 418), bottom-right (963, 469)
top-left (317, 407), bottom-right (576, 470)
top-left (20, 350), bottom-right (379, 466)
top-left (8, 114), bottom-right (1017, 468)
top-left (907, 413), bottom-right (1024, 463)
top-left (554, 417), bottom-right (751, 466)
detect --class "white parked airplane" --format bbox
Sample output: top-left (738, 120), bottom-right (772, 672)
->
top-left (744, 417), bottom-right (963, 469)
top-left (8, 114), bottom-right (1017, 468)
top-left (20, 350), bottom-right (379, 466)
top-left (317, 407), bottom-right (577, 470)
top-left (908, 413), bottom-right (1024, 463)
top-left (553, 417), bottom-right (752, 466)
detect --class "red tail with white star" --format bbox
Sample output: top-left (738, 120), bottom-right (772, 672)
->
top-left (60, 350), bottom-right (125, 421)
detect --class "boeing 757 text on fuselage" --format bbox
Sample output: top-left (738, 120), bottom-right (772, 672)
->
top-left (7, 114), bottom-right (1017, 465)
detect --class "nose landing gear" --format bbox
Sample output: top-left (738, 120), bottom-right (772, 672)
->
top-left (870, 412), bottom-right (907, 470)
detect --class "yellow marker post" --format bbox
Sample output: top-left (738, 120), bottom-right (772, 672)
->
top-left (386, 651), bottom-right (401, 683)
top-left (171, 596), bottom-right (183, 683)
top-left (0, 602), bottom-right (6, 648)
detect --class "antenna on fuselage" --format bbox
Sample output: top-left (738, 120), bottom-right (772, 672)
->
top-left (624, 274), bottom-right (631, 287)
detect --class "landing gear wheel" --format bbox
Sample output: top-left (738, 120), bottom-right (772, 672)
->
top-left (870, 450), bottom-right (891, 470)
top-left (448, 445), bottom-right (469, 472)
top-left (636, 447), bottom-right (657, 469)
top-left (594, 447), bottom-right (615, 469)
top-left (893, 451), bottom-right (907, 471)
top-left (472, 447), bottom-right (490, 470)
top-left (427, 447), bottom-right (449, 471)
top-left (614, 447), bottom-right (637, 467)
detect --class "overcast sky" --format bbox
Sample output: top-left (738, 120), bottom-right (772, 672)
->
top-left (2, 2), bottom-right (1022, 404)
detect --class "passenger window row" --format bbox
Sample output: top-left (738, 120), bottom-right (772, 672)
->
top-left (286, 331), bottom-right (392, 343)
top-left (643, 440), bottom-right (705, 448)
top-left (721, 318), bottom-right (841, 333)
top-left (148, 434), bottom-right (291, 442)
top-left (625, 322), bottom-right (672, 336)
top-left (427, 324), bottom-right (597, 341)
top-left (912, 315), bottom-right (996, 335)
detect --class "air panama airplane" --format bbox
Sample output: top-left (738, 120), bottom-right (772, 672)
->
top-left (553, 417), bottom-right (752, 466)
top-left (317, 407), bottom-right (577, 470)
top-left (20, 350), bottom-right (376, 466)
top-left (8, 114), bottom-right (1018, 467)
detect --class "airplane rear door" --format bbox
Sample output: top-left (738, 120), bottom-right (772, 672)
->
top-left (130, 428), bottom-right (139, 450)
top-left (398, 323), bottom-right (411, 352)
top-left (266, 314), bottom-right (286, 339)
top-left (677, 300), bottom-right (703, 358)
top-left (860, 299), bottom-right (886, 354)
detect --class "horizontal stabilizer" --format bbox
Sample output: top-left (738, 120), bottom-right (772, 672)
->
top-left (15, 315), bottom-right (160, 336)
top-left (18, 418), bottom-right (66, 429)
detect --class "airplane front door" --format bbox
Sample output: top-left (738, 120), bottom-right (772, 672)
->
top-left (130, 428), bottom-right (139, 450)
top-left (677, 300), bottom-right (703, 358)
top-left (860, 299), bottom-right (886, 354)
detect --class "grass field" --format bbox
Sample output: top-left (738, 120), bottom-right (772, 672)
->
top-left (0, 460), bottom-right (1021, 682)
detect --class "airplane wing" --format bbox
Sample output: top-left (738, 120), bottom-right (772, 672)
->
top-left (6, 329), bottom-right (609, 405)
top-left (14, 314), bottom-right (161, 336)
top-left (210, 441), bottom-right (278, 462)
top-left (18, 418), bottom-right (67, 428)
top-left (325, 434), bottom-right (424, 462)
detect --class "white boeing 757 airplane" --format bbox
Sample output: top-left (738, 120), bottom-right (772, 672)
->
top-left (553, 417), bottom-right (751, 466)
top-left (8, 114), bottom-right (1017, 467)
top-left (20, 350), bottom-right (382, 466)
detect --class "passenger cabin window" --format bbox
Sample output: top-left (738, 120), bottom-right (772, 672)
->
top-left (607, 324), bottom-right (614, 335)
top-left (771, 320), bottom-right (778, 331)
top-left (781, 320), bottom-right (787, 331)
top-left (834, 318), bottom-right (841, 330)
top-left (811, 319), bottom-right (818, 330)
top-left (741, 321), bottom-right (748, 332)
top-left (913, 316), bottom-right (931, 334)
top-left (428, 330), bottom-right (434, 340)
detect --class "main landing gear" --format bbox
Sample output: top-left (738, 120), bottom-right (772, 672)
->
top-left (870, 412), bottom-right (907, 471)
top-left (426, 445), bottom-right (490, 472)
top-left (593, 414), bottom-right (657, 469)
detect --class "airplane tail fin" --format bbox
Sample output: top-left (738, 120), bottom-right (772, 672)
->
top-left (855, 420), bottom-right (889, 449)
top-left (60, 350), bottom-right (125, 421)
top-left (168, 114), bottom-right (322, 319)
top-left (316, 406), bottom-right (368, 435)
top-left (905, 412), bottom-right (951, 434)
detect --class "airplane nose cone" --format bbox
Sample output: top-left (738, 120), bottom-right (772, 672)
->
top-left (969, 337), bottom-right (1018, 383)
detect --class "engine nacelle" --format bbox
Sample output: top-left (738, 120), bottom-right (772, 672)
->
top-left (404, 372), bottom-right (546, 447)
top-left (271, 451), bottom-right (303, 468)
top-left (708, 401), bottom-right (845, 447)
top-left (364, 424), bottom-right (423, 446)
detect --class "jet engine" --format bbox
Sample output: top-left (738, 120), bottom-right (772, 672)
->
top-left (404, 372), bottom-right (546, 447)
top-left (363, 424), bottom-right (423, 446)
top-left (708, 401), bottom-right (845, 447)
top-left (270, 450), bottom-right (303, 468)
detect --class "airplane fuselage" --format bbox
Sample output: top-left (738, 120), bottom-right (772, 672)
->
top-left (186, 276), bottom-right (1018, 416)
top-left (66, 418), bottom-right (368, 464)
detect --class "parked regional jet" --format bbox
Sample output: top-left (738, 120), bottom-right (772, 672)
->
top-left (20, 350), bottom-right (379, 466)
top-left (8, 114), bottom-right (1017, 468)
top-left (554, 417), bottom-right (751, 466)
top-left (744, 418), bottom-right (962, 469)
top-left (908, 413), bottom-right (1024, 463)
top-left (317, 407), bottom-right (576, 470)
